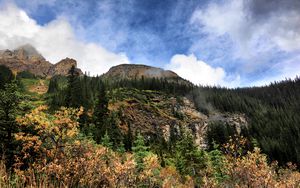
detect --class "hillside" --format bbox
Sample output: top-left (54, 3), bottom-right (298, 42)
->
top-left (1, 63), bottom-right (300, 187)
top-left (108, 88), bottom-right (248, 148)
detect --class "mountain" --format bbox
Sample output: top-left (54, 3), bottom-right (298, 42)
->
top-left (102, 64), bottom-right (191, 85)
top-left (0, 44), bottom-right (82, 77)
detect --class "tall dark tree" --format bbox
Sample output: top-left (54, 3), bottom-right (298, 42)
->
top-left (124, 121), bottom-right (133, 151)
top-left (106, 112), bottom-right (123, 149)
top-left (0, 65), bottom-right (14, 90)
top-left (93, 81), bottom-right (109, 143)
top-left (132, 133), bottom-right (149, 172)
top-left (174, 128), bottom-right (206, 184)
top-left (65, 65), bottom-right (78, 107)
top-left (206, 121), bottom-right (236, 150)
top-left (0, 81), bottom-right (21, 169)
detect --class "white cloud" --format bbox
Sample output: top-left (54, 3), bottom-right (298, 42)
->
top-left (191, 0), bottom-right (300, 57)
top-left (165, 54), bottom-right (240, 87)
top-left (250, 55), bottom-right (300, 87)
top-left (189, 0), bottom-right (300, 86)
top-left (0, 3), bottom-right (130, 75)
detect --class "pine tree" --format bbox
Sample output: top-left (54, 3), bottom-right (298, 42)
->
top-left (101, 131), bottom-right (113, 149)
top-left (107, 112), bottom-right (123, 149)
top-left (0, 65), bottom-right (14, 90)
top-left (124, 122), bottom-right (133, 151)
top-left (93, 81), bottom-right (109, 143)
top-left (66, 65), bottom-right (78, 107)
top-left (0, 81), bottom-right (21, 169)
top-left (208, 143), bottom-right (228, 183)
top-left (174, 128), bottom-right (206, 183)
top-left (117, 141), bottom-right (126, 154)
top-left (132, 133), bottom-right (149, 172)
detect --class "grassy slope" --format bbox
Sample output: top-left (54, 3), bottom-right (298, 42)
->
top-left (19, 78), bottom-right (49, 108)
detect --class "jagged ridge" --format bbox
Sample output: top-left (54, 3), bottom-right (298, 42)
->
top-left (0, 44), bottom-right (82, 77)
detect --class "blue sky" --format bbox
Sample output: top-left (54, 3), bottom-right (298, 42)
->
top-left (0, 0), bottom-right (299, 87)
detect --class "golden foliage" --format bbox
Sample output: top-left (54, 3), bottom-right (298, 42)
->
top-left (0, 107), bottom-right (299, 187)
top-left (218, 136), bottom-right (300, 188)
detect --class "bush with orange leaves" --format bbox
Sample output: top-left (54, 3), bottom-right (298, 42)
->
top-left (13, 105), bottom-right (139, 187)
top-left (2, 106), bottom-right (299, 187)
top-left (10, 105), bottom-right (192, 187)
top-left (214, 135), bottom-right (300, 188)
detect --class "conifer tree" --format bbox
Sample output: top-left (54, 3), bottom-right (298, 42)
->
top-left (66, 65), bottom-right (78, 107)
top-left (208, 143), bottom-right (228, 183)
top-left (107, 112), bottom-right (123, 149)
top-left (132, 133), bottom-right (149, 172)
top-left (174, 128), bottom-right (205, 183)
top-left (93, 81), bottom-right (109, 143)
top-left (124, 122), bottom-right (133, 151)
top-left (0, 81), bottom-right (21, 169)
top-left (101, 131), bottom-right (113, 149)
top-left (117, 141), bottom-right (126, 154)
top-left (0, 65), bottom-right (14, 89)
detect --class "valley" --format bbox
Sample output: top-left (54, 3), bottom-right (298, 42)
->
top-left (0, 45), bottom-right (299, 187)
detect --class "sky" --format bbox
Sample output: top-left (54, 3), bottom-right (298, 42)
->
top-left (0, 0), bottom-right (299, 87)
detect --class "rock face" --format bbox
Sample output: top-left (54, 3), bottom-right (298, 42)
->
top-left (102, 64), bottom-right (191, 84)
top-left (47, 58), bottom-right (83, 77)
top-left (0, 44), bottom-right (83, 77)
top-left (109, 88), bottom-right (208, 146)
top-left (104, 64), bottom-right (178, 79)
top-left (109, 88), bottom-right (248, 149)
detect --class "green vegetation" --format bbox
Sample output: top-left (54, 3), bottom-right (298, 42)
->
top-left (190, 77), bottom-right (300, 165)
top-left (0, 81), bottom-right (22, 169)
top-left (0, 64), bottom-right (299, 187)
top-left (0, 65), bottom-right (14, 90)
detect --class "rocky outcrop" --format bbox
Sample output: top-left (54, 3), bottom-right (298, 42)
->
top-left (0, 44), bottom-right (83, 77)
top-left (0, 45), bottom-right (52, 76)
top-left (47, 58), bottom-right (83, 77)
top-left (104, 64), bottom-right (178, 79)
top-left (108, 88), bottom-right (248, 149)
top-left (102, 64), bottom-right (191, 85)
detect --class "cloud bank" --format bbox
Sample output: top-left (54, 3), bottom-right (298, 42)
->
top-left (191, 0), bottom-right (300, 57)
top-left (0, 3), bottom-right (130, 75)
top-left (190, 0), bottom-right (300, 85)
top-left (166, 54), bottom-right (240, 87)
top-left (0, 0), bottom-right (298, 87)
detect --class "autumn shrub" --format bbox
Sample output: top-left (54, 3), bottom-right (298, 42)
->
top-left (219, 135), bottom-right (300, 188)
top-left (0, 106), bottom-right (298, 187)
top-left (10, 106), bottom-right (193, 187)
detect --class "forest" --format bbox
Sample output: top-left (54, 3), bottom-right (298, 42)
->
top-left (0, 65), bottom-right (300, 187)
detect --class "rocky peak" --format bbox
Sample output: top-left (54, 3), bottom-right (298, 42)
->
top-left (13, 44), bottom-right (45, 61)
top-left (0, 50), bottom-right (13, 58)
top-left (0, 44), bottom-right (83, 77)
top-left (104, 64), bottom-right (179, 79)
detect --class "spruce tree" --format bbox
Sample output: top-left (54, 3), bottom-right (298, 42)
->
top-left (208, 143), bottom-right (228, 183)
top-left (0, 81), bottom-right (21, 169)
top-left (174, 128), bottom-right (206, 183)
top-left (101, 131), bottom-right (113, 149)
top-left (132, 133), bottom-right (149, 172)
top-left (66, 65), bottom-right (78, 107)
top-left (124, 122), bottom-right (133, 151)
top-left (117, 141), bottom-right (126, 154)
top-left (0, 65), bottom-right (14, 90)
top-left (93, 81), bottom-right (109, 143)
top-left (107, 112), bottom-right (123, 149)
